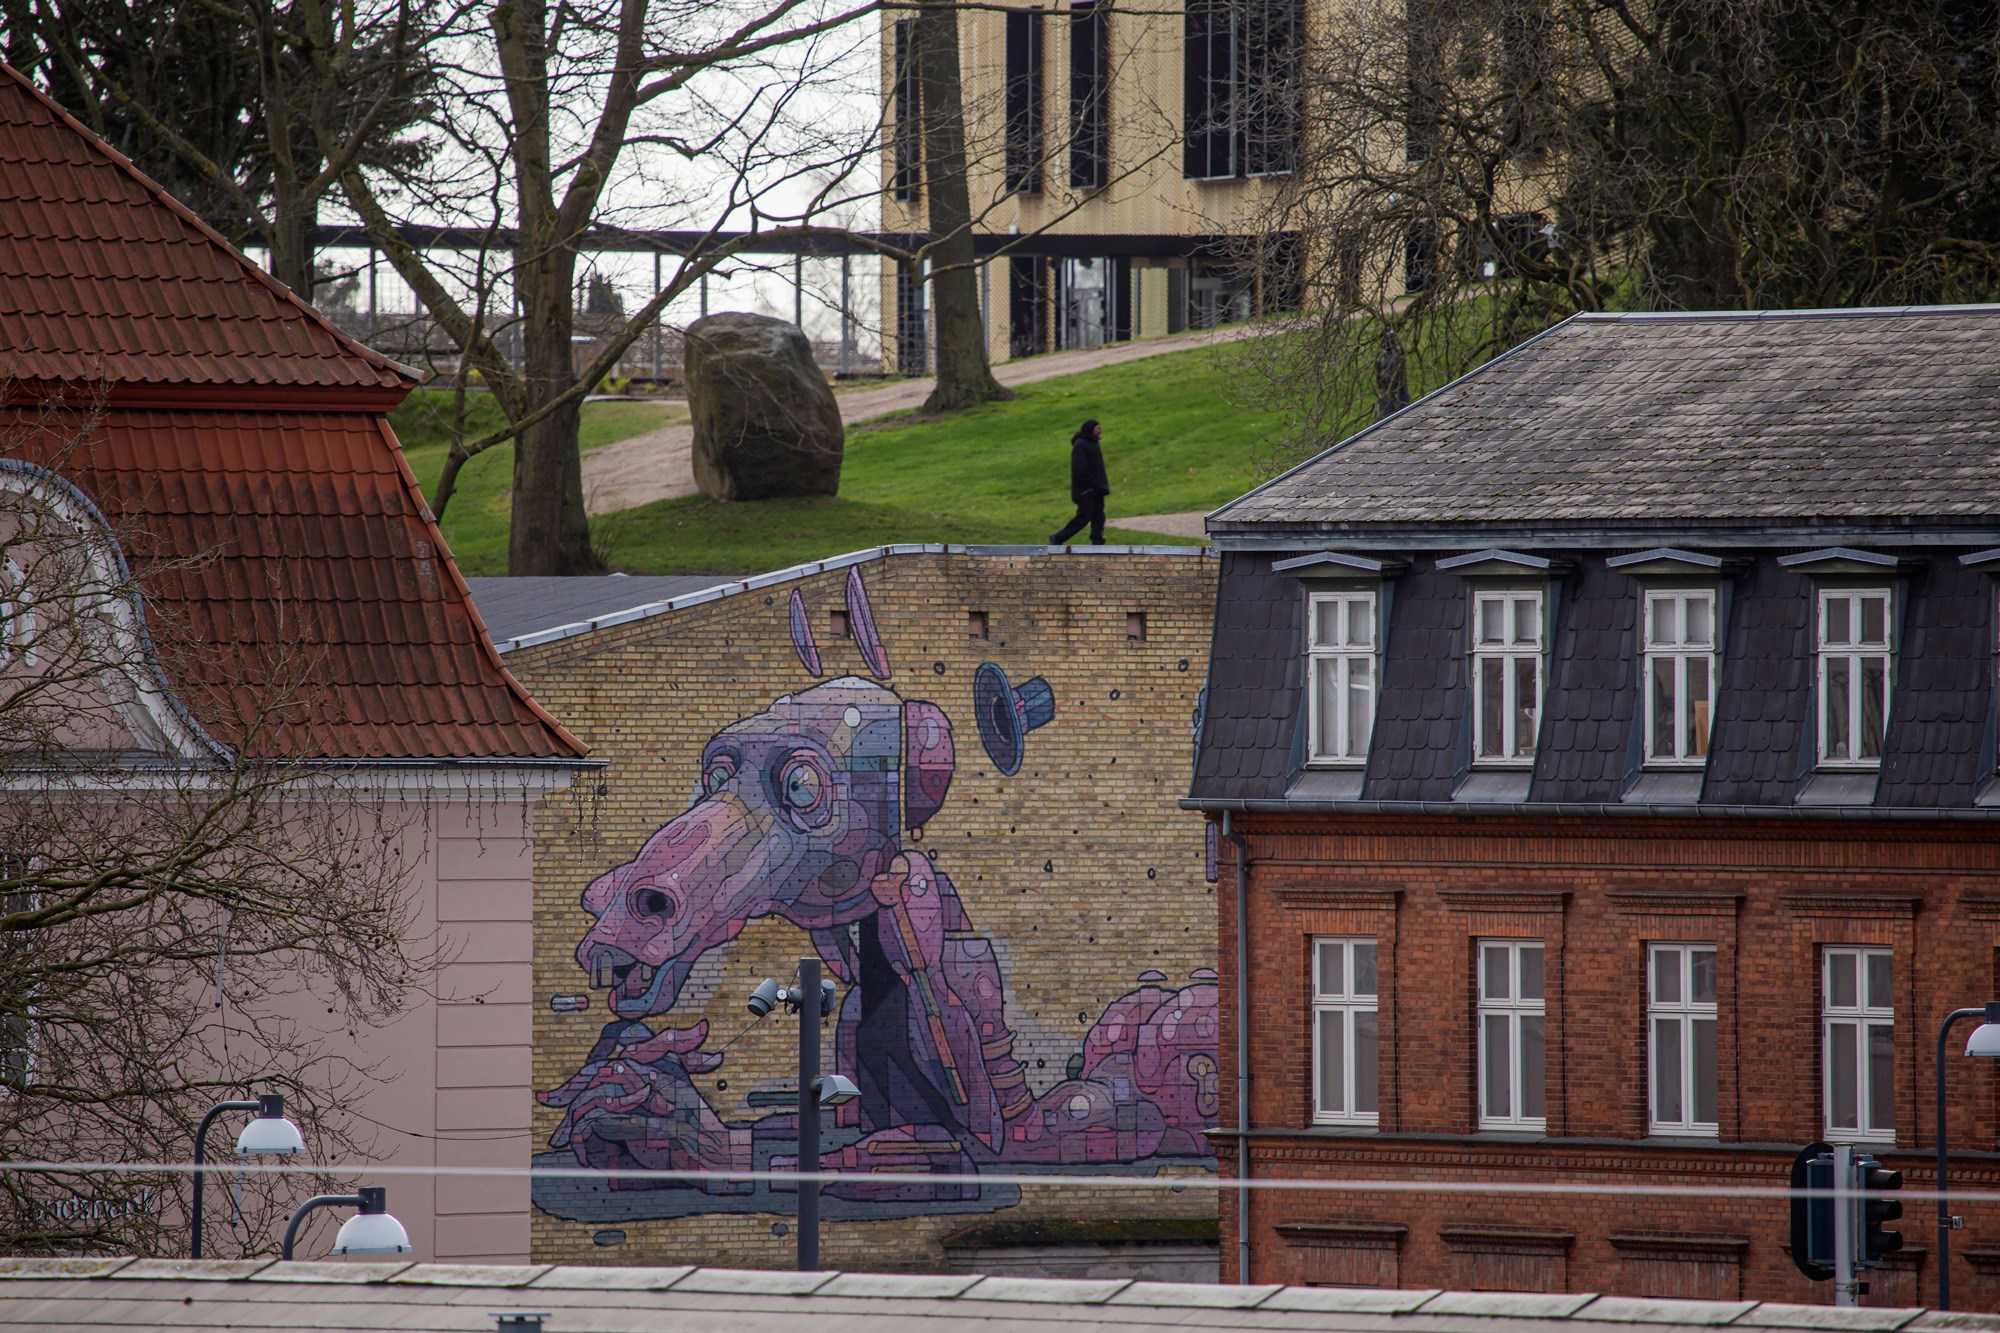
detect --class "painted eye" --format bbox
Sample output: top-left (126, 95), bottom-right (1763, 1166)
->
top-left (782, 760), bottom-right (826, 818)
top-left (701, 758), bottom-right (736, 795)
top-left (633, 886), bottom-right (675, 921)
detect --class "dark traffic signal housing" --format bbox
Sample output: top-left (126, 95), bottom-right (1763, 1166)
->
top-left (1858, 1156), bottom-right (1904, 1267)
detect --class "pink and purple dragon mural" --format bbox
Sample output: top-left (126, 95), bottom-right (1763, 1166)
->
top-left (533, 569), bottom-right (1217, 1229)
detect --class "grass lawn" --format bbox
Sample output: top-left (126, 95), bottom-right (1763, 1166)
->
top-left (398, 337), bottom-right (1297, 576)
top-left (392, 390), bottom-right (682, 573)
top-left (593, 340), bottom-right (1289, 575)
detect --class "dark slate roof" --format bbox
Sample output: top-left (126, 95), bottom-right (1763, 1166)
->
top-left (1528, 561), bottom-right (1638, 803)
top-left (1192, 554), bottom-right (1304, 801)
top-left (465, 574), bottom-right (731, 646)
top-left (1360, 566), bottom-right (1466, 801)
top-left (1877, 556), bottom-right (1994, 807)
top-left (1700, 558), bottom-right (1814, 806)
top-left (1188, 549), bottom-right (2000, 815)
top-left (1212, 306), bottom-right (2000, 532)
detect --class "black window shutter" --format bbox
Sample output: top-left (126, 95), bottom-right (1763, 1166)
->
top-left (1006, 9), bottom-right (1045, 193)
top-left (1069, 2), bottom-right (1109, 189)
top-left (892, 19), bottom-right (922, 201)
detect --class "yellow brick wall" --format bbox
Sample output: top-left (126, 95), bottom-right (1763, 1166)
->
top-left (511, 549), bottom-right (1220, 1270)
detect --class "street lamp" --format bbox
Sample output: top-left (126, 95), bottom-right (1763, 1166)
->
top-left (281, 1185), bottom-right (410, 1259)
top-left (191, 1092), bottom-right (305, 1258)
top-left (1934, 1001), bottom-right (2000, 1309)
top-left (745, 958), bottom-right (849, 1271)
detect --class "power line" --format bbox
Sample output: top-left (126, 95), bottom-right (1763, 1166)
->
top-left (0, 1158), bottom-right (1986, 1205)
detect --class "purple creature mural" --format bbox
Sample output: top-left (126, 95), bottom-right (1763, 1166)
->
top-left (533, 570), bottom-right (1218, 1228)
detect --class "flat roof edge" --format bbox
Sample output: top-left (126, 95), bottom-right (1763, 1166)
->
top-left (493, 544), bottom-right (1214, 653)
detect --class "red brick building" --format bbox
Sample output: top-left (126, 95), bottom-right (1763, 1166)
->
top-left (1189, 308), bottom-right (2000, 1306)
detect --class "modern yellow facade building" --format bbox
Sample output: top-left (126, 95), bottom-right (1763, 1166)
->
top-left (879, 1), bottom-right (1307, 370)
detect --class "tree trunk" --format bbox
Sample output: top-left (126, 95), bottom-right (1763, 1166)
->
top-left (509, 260), bottom-right (603, 575)
top-left (266, 192), bottom-right (317, 300)
top-left (915, 0), bottom-right (1012, 413)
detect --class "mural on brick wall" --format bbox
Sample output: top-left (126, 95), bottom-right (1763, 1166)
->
top-left (533, 568), bottom-right (1217, 1225)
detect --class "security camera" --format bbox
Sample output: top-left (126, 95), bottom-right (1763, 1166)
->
top-left (747, 978), bottom-right (781, 1017)
top-left (819, 978), bottom-right (838, 1017)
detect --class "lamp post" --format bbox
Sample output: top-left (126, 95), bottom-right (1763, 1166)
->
top-left (280, 1185), bottom-right (410, 1259)
top-left (1934, 1002), bottom-right (2000, 1309)
top-left (191, 1092), bottom-right (305, 1258)
top-left (745, 958), bottom-right (858, 1272)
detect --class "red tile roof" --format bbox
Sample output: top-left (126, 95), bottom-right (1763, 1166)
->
top-left (0, 66), bottom-right (585, 763)
top-left (0, 66), bottom-right (410, 397)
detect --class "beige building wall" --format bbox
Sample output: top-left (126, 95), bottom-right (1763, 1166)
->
top-left (878, 2), bottom-right (1304, 369)
top-left (512, 548), bottom-right (1220, 1272)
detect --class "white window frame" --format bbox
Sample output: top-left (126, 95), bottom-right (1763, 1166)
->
top-left (1647, 943), bottom-right (1719, 1137)
top-left (1642, 589), bottom-right (1717, 767)
top-left (1312, 937), bottom-right (1379, 1126)
top-left (1815, 588), bottom-right (1892, 769)
top-left (1822, 945), bottom-right (1894, 1143)
top-left (1476, 939), bottom-right (1547, 1131)
top-left (1306, 589), bottom-right (1378, 765)
top-left (1471, 588), bottom-right (1543, 766)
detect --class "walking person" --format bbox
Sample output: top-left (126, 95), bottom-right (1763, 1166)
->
top-left (1050, 418), bottom-right (1111, 545)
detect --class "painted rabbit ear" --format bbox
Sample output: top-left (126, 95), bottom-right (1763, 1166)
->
top-left (847, 567), bottom-right (891, 680)
top-left (790, 587), bottom-right (823, 677)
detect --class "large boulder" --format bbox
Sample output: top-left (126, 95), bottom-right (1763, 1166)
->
top-left (685, 312), bottom-right (843, 500)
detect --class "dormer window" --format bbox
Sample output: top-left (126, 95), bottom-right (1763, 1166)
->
top-left (1817, 588), bottom-right (1891, 768)
top-left (1473, 589), bottom-right (1541, 765)
top-left (1644, 589), bottom-right (1715, 766)
top-left (1308, 590), bottom-right (1376, 764)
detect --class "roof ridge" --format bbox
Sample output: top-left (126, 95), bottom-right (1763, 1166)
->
top-left (1577, 301), bottom-right (2000, 323)
top-left (0, 62), bottom-right (417, 391)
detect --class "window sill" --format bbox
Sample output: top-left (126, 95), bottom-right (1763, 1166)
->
top-left (1311, 1119), bottom-right (1380, 1131)
top-left (1641, 760), bottom-right (1708, 772)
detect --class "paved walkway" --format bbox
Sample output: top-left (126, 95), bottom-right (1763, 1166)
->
top-left (580, 323), bottom-right (1270, 516)
top-left (1113, 510), bottom-right (1209, 539)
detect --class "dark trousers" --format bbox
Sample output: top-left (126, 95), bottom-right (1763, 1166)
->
top-left (1051, 493), bottom-right (1107, 545)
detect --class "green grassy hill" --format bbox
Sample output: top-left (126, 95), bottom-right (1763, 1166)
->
top-left (397, 337), bottom-right (1295, 576)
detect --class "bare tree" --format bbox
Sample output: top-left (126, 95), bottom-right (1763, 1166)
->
top-left (1251, 0), bottom-right (2000, 472)
top-left (337, 0), bottom-right (883, 575)
top-left (913, 1), bottom-right (1011, 410)
top-left (7, 0), bottom-right (440, 298)
top-left (0, 408), bottom-right (435, 1257)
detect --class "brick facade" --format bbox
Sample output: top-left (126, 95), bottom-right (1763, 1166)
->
top-left (1220, 812), bottom-right (2000, 1305)
top-left (506, 549), bottom-right (1219, 1270)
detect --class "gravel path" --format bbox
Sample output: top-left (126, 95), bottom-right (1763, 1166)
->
top-left (1112, 510), bottom-right (1210, 539)
top-left (580, 323), bottom-right (1270, 516)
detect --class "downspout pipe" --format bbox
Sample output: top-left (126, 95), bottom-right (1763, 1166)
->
top-left (1225, 810), bottom-right (1251, 1284)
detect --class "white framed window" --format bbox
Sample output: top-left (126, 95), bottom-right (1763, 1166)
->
top-left (1477, 939), bottom-right (1546, 1130)
top-left (1312, 938), bottom-right (1379, 1125)
top-left (1473, 590), bottom-right (1542, 764)
top-left (1643, 590), bottom-right (1715, 765)
top-left (1307, 590), bottom-right (1377, 764)
top-left (1823, 946), bottom-right (1894, 1142)
top-left (1648, 944), bottom-right (1718, 1135)
top-left (1817, 589), bottom-right (1891, 767)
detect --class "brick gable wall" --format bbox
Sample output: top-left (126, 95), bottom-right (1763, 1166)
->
top-left (508, 550), bottom-right (1219, 1270)
top-left (1224, 813), bottom-right (2000, 1305)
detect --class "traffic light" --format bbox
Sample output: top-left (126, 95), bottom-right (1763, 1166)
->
top-left (1857, 1155), bottom-right (1904, 1267)
top-left (1789, 1142), bottom-right (1834, 1281)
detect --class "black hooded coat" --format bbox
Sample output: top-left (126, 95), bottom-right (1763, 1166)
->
top-left (1069, 425), bottom-right (1110, 503)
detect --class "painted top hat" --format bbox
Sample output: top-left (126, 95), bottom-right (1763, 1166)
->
top-left (972, 662), bottom-right (1056, 777)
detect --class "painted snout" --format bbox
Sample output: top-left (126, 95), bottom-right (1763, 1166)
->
top-left (576, 796), bottom-right (755, 1018)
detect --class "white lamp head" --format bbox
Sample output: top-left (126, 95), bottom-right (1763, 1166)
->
top-left (233, 1093), bottom-right (306, 1155)
top-left (1966, 1004), bottom-right (2000, 1058)
top-left (331, 1187), bottom-right (410, 1256)
top-left (814, 1073), bottom-right (860, 1107)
